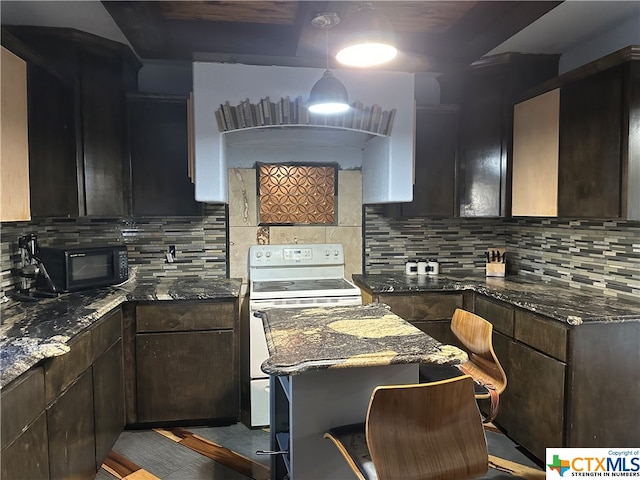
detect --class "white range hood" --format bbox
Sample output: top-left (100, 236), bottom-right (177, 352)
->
top-left (192, 62), bottom-right (415, 204)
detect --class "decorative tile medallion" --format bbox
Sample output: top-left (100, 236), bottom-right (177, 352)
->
top-left (258, 163), bottom-right (337, 225)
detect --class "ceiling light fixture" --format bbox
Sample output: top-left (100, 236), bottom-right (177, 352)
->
top-left (336, 2), bottom-right (397, 67)
top-left (308, 12), bottom-right (350, 115)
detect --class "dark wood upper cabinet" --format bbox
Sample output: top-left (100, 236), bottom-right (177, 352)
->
top-left (439, 53), bottom-right (559, 218)
top-left (388, 105), bottom-right (458, 217)
top-left (4, 26), bottom-right (141, 217)
top-left (513, 47), bottom-right (639, 220)
top-left (559, 66), bottom-right (623, 217)
top-left (127, 94), bottom-right (201, 217)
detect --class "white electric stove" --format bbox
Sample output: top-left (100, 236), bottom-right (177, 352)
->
top-left (247, 243), bottom-right (362, 426)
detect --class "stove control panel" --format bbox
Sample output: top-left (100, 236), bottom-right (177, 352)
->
top-left (249, 243), bottom-right (344, 267)
top-left (283, 247), bottom-right (313, 261)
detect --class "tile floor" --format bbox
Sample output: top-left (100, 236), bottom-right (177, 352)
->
top-left (96, 422), bottom-right (545, 479)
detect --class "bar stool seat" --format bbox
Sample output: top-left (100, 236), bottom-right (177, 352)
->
top-left (324, 375), bottom-right (489, 480)
top-left (419, 308), bottom-right (507, 423)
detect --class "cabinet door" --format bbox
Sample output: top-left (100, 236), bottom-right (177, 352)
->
top-left (512, 89), bottom-right (560, 217)
top-left (458, 64), bottom-right (506, 217)
top-left (0, 46), bottom-right (30, 221)
top-left (400, 105), bottom-right (458, 217)
top-left (499, 341), bottom-right (565, 461)
top-left (1, 412), bottom-right (49, 480)
top-left (80, 51), bottom-right (128, 216)
top-left (128, 94), bottom-right (201, 216)
top-left (47, 369), bottom-right (96, 479)
top-left (27, 61), bottom-right (79, 217)
top-left (136, 330), bottom-right (237, 423)
top-left (93, 340), bottom-right (125, 467)
top-left (558, 65), bottom-right (623, 218)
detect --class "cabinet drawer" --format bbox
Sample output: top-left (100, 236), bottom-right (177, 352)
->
top-left (514, 310), bottom-right (568, 361)
top-left (92, 307), bottom-right (122, 360)
top-left (44, 329), bottom-right (92, 404)
top-left (475, 296), bottom-right (514, 336)
top-left (136, 302), bottom-right (236, 332)
top-left (378, 293), bottom-right (462, 321)
top-left (1, 367), bottom-right (45, 450)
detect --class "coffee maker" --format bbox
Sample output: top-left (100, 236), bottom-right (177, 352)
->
top-left (13, 233), bottom-right (58, 301)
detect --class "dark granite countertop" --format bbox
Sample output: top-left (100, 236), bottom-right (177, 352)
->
top-left (259, 303), bottom-right (468, 376)
top-left (353, 273), bottom-right (640, 326)
top-left (0, 271), bottom-right (242, 388)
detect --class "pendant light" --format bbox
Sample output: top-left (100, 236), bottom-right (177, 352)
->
top-left (308, 12), bottom-right (350, 115)
top-left (336, 2), bottom-right (397, 67)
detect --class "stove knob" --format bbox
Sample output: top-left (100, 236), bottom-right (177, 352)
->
top-left (333, 250), bottom-right (339, 257)
top-left (324, 250), bottom-right (330, 257)
top-left (265, 251), bottom-right (272, 258)
top-left (255, 252), bottom-right (262, 258)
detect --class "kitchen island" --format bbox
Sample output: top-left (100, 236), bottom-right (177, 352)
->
top-left (258, 303), bottom-right (467, 480)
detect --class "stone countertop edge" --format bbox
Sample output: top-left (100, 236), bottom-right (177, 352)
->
top-left (258, 303), bottom-right (468, 376)
top-left (352, 273), bottom-right (640, 326)
top-left (0, 275), bottom-right (242, 389)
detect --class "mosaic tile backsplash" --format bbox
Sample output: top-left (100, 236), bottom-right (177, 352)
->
top-left (0, 204), bottom-right (227, 299)
top-left (363, 206), bottom-right (639, 302)
top-left (1, 203), bottom-right (637, 303)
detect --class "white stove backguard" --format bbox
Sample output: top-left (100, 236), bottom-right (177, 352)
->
top-left (248, 243), bottom-right (347, 282)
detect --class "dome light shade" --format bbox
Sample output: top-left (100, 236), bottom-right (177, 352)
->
top-left (308, 70), bottom-right (350, 114)
top-left (336, 2), bottom-right (397, 67)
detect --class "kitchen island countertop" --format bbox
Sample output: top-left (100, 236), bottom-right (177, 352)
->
top-left (353, 273), bottom-right (640, 325)
top-left (259, 302), bottom-right (467, 376)
top-left (0, 273), bottom-right (242, 388)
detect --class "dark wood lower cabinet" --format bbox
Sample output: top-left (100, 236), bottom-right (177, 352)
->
top-left (500, 341), bottom-right (565, 460)
top-left (0, 366), bottom-right (49, 480)
top-left (47, 370), bottom-right (96, 479)
top-left (136, 330), bottom-right (235, 423)
top-left (93, 340), bottom-right (125, 466)
top-left (356, 286), bottom-right (639, 461)
top-left (0, 413), bottom-right (49, 479)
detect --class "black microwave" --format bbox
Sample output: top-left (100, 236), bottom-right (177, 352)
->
top-left (36, 244), bottom-right (128, 293)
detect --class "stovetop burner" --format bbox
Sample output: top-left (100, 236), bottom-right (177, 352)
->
top-left (252, 278), bottom-right (356, 293)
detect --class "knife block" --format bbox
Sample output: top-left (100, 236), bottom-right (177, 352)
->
top-left (486, 262), bottom-right (506, 277)
top-left (486, 247), bottom-right (506, 277)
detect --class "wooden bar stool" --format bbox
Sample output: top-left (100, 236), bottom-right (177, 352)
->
top-left (419, 308), bottom-right (507, 422)
top-left (324, 375), bottom-right (489, 480)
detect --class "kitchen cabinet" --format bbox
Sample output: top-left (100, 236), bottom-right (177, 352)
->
top-left (475, 296), bottom-right (566, 459)
top-left (512, 48), bottom-right (639, 220)
top-left (5, 26), bottom-right (141, 217)
top-left (91, 309), bottom-right (125, 468)
top-left (47, 369), bottom-right (96, 479)
top-left (127, 93), bottom-right (201, 216)
top-left (475, 295), bottom-right (639, 460)
top-left (512, 89), bottom-right (560, 216)
top-left (133, 301), bottom-right (239, 424)
top-left (438, 53), bottom-right (559, 217)
top-left (558, 61), bottom-right (635, 218)
top-left (361, 291), bottom-right (471, 347)
top-left (356, 282), bottom-right (639, 461)
top-left (44, 306), bottom-right (124, 479)
top-left (1, 307), bottom-right (125, 480)
top-left (0, 367), bottom-right (49, 479)
top-left (384, 105), bottom-right (458, 217)
top-left (0, 46), bottom-right (31, 221)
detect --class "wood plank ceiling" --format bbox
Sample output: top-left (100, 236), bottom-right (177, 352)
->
top-left (101, 1), bottom-right (563, 73)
